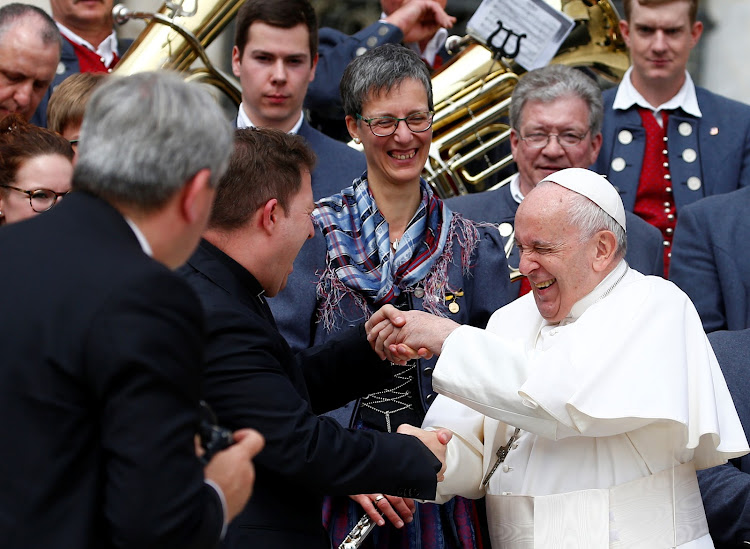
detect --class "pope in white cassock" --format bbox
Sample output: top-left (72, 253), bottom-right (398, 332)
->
top-left (367, 168), bottom-right (749, 548)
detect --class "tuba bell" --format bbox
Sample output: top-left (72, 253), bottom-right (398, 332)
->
top-left (425, 0), bottom-right (629, 198)
top-left (112, 0), bottom-right (243, 104)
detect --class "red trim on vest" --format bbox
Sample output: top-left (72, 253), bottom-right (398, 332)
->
top-left (635, 108), bottom-right (675, 277)
top-left (518, 276), bottom-right (532, 297)
top-left (65, 37), bottom-right (120, 73)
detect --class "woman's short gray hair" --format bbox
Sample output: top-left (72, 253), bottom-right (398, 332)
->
top-left (340, 43), bottom-right (433, 117)
top-left (73, 72), bottom-right (233, 212)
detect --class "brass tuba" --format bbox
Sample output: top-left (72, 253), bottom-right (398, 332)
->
top-left (425, 0), bottom-right (629, 198)
top-left (112, 0), bottom-right (243, 104)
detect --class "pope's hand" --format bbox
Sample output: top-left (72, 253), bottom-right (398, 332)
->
top-left (397, 423), bottom-right (452, 481)
top-left (366, 305), bottom-right (460, 364)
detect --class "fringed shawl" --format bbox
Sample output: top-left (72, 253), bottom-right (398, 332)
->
top-left (313, 175), bottom-right (480, 331)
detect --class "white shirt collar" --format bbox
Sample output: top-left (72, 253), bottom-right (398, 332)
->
top-left (124, 217), bottom-right (153, 257)
top-left (613, 67), bottom-right (702, 123)
top-left (508, 173), bottom-right (524, 205)
top-left (407, 27), bottom-right (448, 67)
top-left (236, 103), bottom-right (304, 134)
top-left (56, 22), bottom-right (119, 67)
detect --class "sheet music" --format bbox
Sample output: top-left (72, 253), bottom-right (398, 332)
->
top-left (466, 0), bottom-right (575, 70)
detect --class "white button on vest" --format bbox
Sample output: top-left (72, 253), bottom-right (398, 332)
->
top-left (678, 122), bottom-right (693, 136)
top-left (682, 148), bottom-right (697, 163)
top-left (498, 222), bottom-right (513, 238)
top-left (611, 157), bottom-right (626, 172)
top-left (618, 130), bottom-right (633, 145)
top-left (687, 176), bottom-right (702, 191)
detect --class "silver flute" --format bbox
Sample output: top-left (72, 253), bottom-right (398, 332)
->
top-left (338, 511), bottom-right (381, 549)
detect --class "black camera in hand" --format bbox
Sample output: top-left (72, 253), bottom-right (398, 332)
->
top-left (198, 400), bottom-right (234, 465)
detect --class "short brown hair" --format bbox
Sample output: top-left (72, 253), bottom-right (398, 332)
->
top-left (47, 72), bottom-right (108, 134)
top-left (623, 0), bottom-right (699, 24)
top-left (0, 114), bottom-right (73, 189)
top-left (233, 0), bottom-right (318, 60)
top-left (209, 127), bottom-right (316, 230)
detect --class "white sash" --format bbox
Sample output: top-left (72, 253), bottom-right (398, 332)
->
top-left (485, 462), bottom-right (711, 548)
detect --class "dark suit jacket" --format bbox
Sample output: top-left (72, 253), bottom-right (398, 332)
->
top-left (31, 35), bottom-right (133, 127)
top-left (699, 329), bottom-right (750, 547)
top-left (0, 193), bottom-right (224, 549)
top-left (591, 86), bottom-right (750, 212)
top-left (446, 182), bottom-right (665, 291)
top-left (179, 240), bottom-right (441, 549)
top-left (670, 187), bottom-right (750, 332)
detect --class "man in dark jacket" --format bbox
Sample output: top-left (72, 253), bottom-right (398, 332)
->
top-left (0, 71), bottom-right (262, 549)
top-left (179, 127), bottom-right (450, 549)
top-left (700, 329), bottom-right (750, 547)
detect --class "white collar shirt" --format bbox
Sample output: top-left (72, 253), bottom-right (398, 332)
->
top-left (124, 217), bottom-right (153, 257)
top-left (236, 104), bottom-right (304, 134)
top-left (613, 67), bottom-right (701, 127)
top-left (508, 173), bottom-right (524, 205)
top-left (56, 22), bottom-right (119, 68)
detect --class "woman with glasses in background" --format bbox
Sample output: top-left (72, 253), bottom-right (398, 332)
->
top-left (0, 114), bottom-right (73, 226)
top-left (273, 44), bottom-right (512, 549)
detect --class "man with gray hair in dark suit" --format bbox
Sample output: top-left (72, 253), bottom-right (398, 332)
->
top-left (0, 71), bottom-right (263, 549)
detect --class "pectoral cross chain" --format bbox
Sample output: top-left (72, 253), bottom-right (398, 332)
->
top-left (482, 427), bottom-right (521, 487)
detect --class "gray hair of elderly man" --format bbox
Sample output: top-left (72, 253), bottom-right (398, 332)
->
top-left (0, 3), bottom-right (61, 49)
top-left (509, 64), bottom-right (603, 137)
top-left (537, 179), bottom-right (628, 259)
top-left (339, 43), bottom-right (434, 118)
top-left (73, 71), bottom-right (233, 212)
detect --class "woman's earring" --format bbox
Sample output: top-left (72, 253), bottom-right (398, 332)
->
top-left (353, 137), bottom-right (361, 144)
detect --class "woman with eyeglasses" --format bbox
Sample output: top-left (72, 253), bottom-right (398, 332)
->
top-left (0, 114), bottom-right (73, 226)
top-left (277, 44), bottom-right (512, 549)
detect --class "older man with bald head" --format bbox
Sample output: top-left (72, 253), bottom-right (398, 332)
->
top-left (367, 168), bottom-right (749, 548)
top-left (0, 4), bottom-right (60, 122)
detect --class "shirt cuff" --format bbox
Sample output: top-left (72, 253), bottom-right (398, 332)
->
top-left (204, 479), bottom-right (228, 539)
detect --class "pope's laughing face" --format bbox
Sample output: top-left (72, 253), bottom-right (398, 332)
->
top-left (514, 183), bottom-right (605, 323)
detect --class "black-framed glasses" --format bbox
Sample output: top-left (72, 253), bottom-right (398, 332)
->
top-left (356, 111), bottom-right (434, 137)
top-left (0, 184), bottom-right (69, 212)
top-left (519, 130), bottom-right (590, 149)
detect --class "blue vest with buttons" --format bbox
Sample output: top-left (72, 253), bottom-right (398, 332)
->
top-left (592, 85), bottom-right (750, 211)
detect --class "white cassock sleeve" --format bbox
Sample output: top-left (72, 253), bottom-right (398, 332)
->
top-left (433, 271), bottom-right (749, 470)
top-left (421, 395), bottom-right (486, 503)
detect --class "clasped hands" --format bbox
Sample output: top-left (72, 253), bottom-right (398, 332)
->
top-left (351, 424), bottom-right (452, 528)
top-left (365, 304), bottom-right (459, 365)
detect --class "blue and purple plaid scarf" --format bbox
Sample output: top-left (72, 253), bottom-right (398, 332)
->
top-left (314, 174), bottom-right (478, 331)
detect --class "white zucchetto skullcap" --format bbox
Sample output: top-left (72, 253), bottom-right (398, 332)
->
top-left (540, 168), bottom-right (627, 232)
